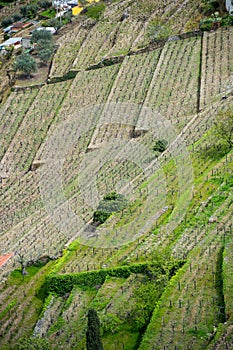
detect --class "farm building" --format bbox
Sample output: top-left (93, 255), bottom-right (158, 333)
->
top-left (32, 27), bottom-right (56, 35)
top-left (0, 37), bottom-right (22, 51)
top-left (226, 0), bottom-right (233, 13)
top-left (10, 21), bottom-right (32, 33)
top-left (67, 0), bottom-right (78, 7)
top-left (0, 253), bottom-right (13, 269)
top-left (3, 25), bottom-right (13, 33)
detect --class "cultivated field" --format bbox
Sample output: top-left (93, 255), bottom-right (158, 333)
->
top-left (0, 0), bottom-right (232, 349)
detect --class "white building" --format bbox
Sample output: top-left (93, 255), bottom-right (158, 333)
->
top-left (226, 0), bottom-right (233, 13)
top-left (0, 37), bottom-right (22, 51)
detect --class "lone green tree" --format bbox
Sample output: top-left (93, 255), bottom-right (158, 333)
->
top-left (13, 53), bottom-right (37, 78)
top-left (86, 309), bottom-right (104, 350)
top-left (36, 39), bottom-right (54, 65)
top-left (47, 17), bottom-right (63, 33)
top-left (93, 192), bottom-right (128, 224)
top-left (31, 29), bottom-right (52, 43)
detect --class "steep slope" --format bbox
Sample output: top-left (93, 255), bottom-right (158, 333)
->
top-left (0, 0), bottom-right (232, 349)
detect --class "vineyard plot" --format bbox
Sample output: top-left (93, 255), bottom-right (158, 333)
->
top-left (200, 27), bottom-right (233, 109)
top-left (0, 81), bottom-right (71, 176)
top-left (131, 0), bottom-right (203, 51)
top-left (49, 24), bottom-right (89, 78)
top-left (95, 19), bottom-right (143, 61)
top-left (0, 88), bottom-right (39, 163)
top-left (71, 21), bottom-right (118, 71)
top-left (89, 49), bottom-right (161, 148)
top-left (136, 36), bottom-right (202, 131)
top-left (139, 204), bottom-right (232, 350)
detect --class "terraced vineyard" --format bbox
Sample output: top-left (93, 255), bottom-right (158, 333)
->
top-left (0, 0), bottom-right (233, 349)
top-left (200, 26), bottom-right (233, 109)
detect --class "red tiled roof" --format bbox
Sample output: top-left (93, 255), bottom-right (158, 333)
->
top-left (0, 253), bottom-right (13, 268)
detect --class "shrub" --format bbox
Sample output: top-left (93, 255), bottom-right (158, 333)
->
top-left (93, 192), bottom-right (128, 224)
top-left (199, 18), bottom-right (213, 31)
top-left (12, 13), bottom-right (22, 22)
top-left (1, 17), bottom-right (13, 28)
top-left (147, 18), bottom-right (171, 41)
top-left (38, 0), bottom-right (51, 9)
top-left (31, 29), bottom-right (52, 43)
top-left (86, 3), bottom-right (106, 20)
top-left (152, 139), bottom-right (168, 153)
top-left (220, 14), bottom-right (233, 26)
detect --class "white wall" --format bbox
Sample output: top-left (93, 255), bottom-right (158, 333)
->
top-left (226, 0), bottom-right (233, 13)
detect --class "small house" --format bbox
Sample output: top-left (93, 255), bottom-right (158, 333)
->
top-left (32, 27), bottom-right (56, 35)
top-left (10, 21), bottom-right (32, 33)
top-left (3, 25), bottom-right (13, 33)
top-left (0, 253), bottom-right (14, 268)
top-left (0, 37), bottom-right (22, 51)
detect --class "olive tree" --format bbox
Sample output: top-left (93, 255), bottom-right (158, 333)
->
top-left (13, 53), bottom-right (37, 79)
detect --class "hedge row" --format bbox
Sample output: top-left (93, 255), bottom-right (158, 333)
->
top-left (46, 263), bottom-right (148, 295)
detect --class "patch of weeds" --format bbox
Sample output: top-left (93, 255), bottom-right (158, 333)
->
top-left (85, 3), bottom-right (106, 20)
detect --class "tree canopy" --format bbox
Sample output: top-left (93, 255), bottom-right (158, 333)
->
top-left (93, 192), bottom-right (128, 224)
top-left (31, 29), bottom-right (52, 43)
top-left (36, 38), bottom-right (54, 65)
top-left (86, 309), bottom-right (104, 350)
top-left (46, 18), bottom-right (63, 33)
top-left (13, 53), bottom-right (37, 78)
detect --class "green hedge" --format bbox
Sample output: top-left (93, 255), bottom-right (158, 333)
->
top-left (46, 263), bottom-right (148, 295)
top-left (45, 259), bottom-right (185, 296)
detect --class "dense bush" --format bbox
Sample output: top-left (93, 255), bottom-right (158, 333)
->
top-left (93, 192), bottom-right (128, 224)
top-left (85, 3), bottom-right (106, 20)
top-left (38, 0), bottom-right (51, 9)
top-left (20, 4), bottom-right (38, 19)
top-left (152, 139), bottom-right (168, 153)
top-left (31, 29), bottom-right (52, 43)
top-left (1, 17), bottom-right (13, 28)
top-left (199, 18), bottom-right (213, 31)
top-left (221, 14), bottom-right (233, 26)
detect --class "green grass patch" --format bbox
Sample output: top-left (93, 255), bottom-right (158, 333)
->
top-left (85, 2), bottom-right (106, 20)
top-left (0, 299), bottom-right (17, 321)
top-left (8, 265), bottom-right (43, 285)
top-left (102, 326), bottom-right (140, 350)
top-left (40, 8), bottom-right (56, 18)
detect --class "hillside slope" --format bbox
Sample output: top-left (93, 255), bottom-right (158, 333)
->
top-left (0, 0), bottom-right (232, 349)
